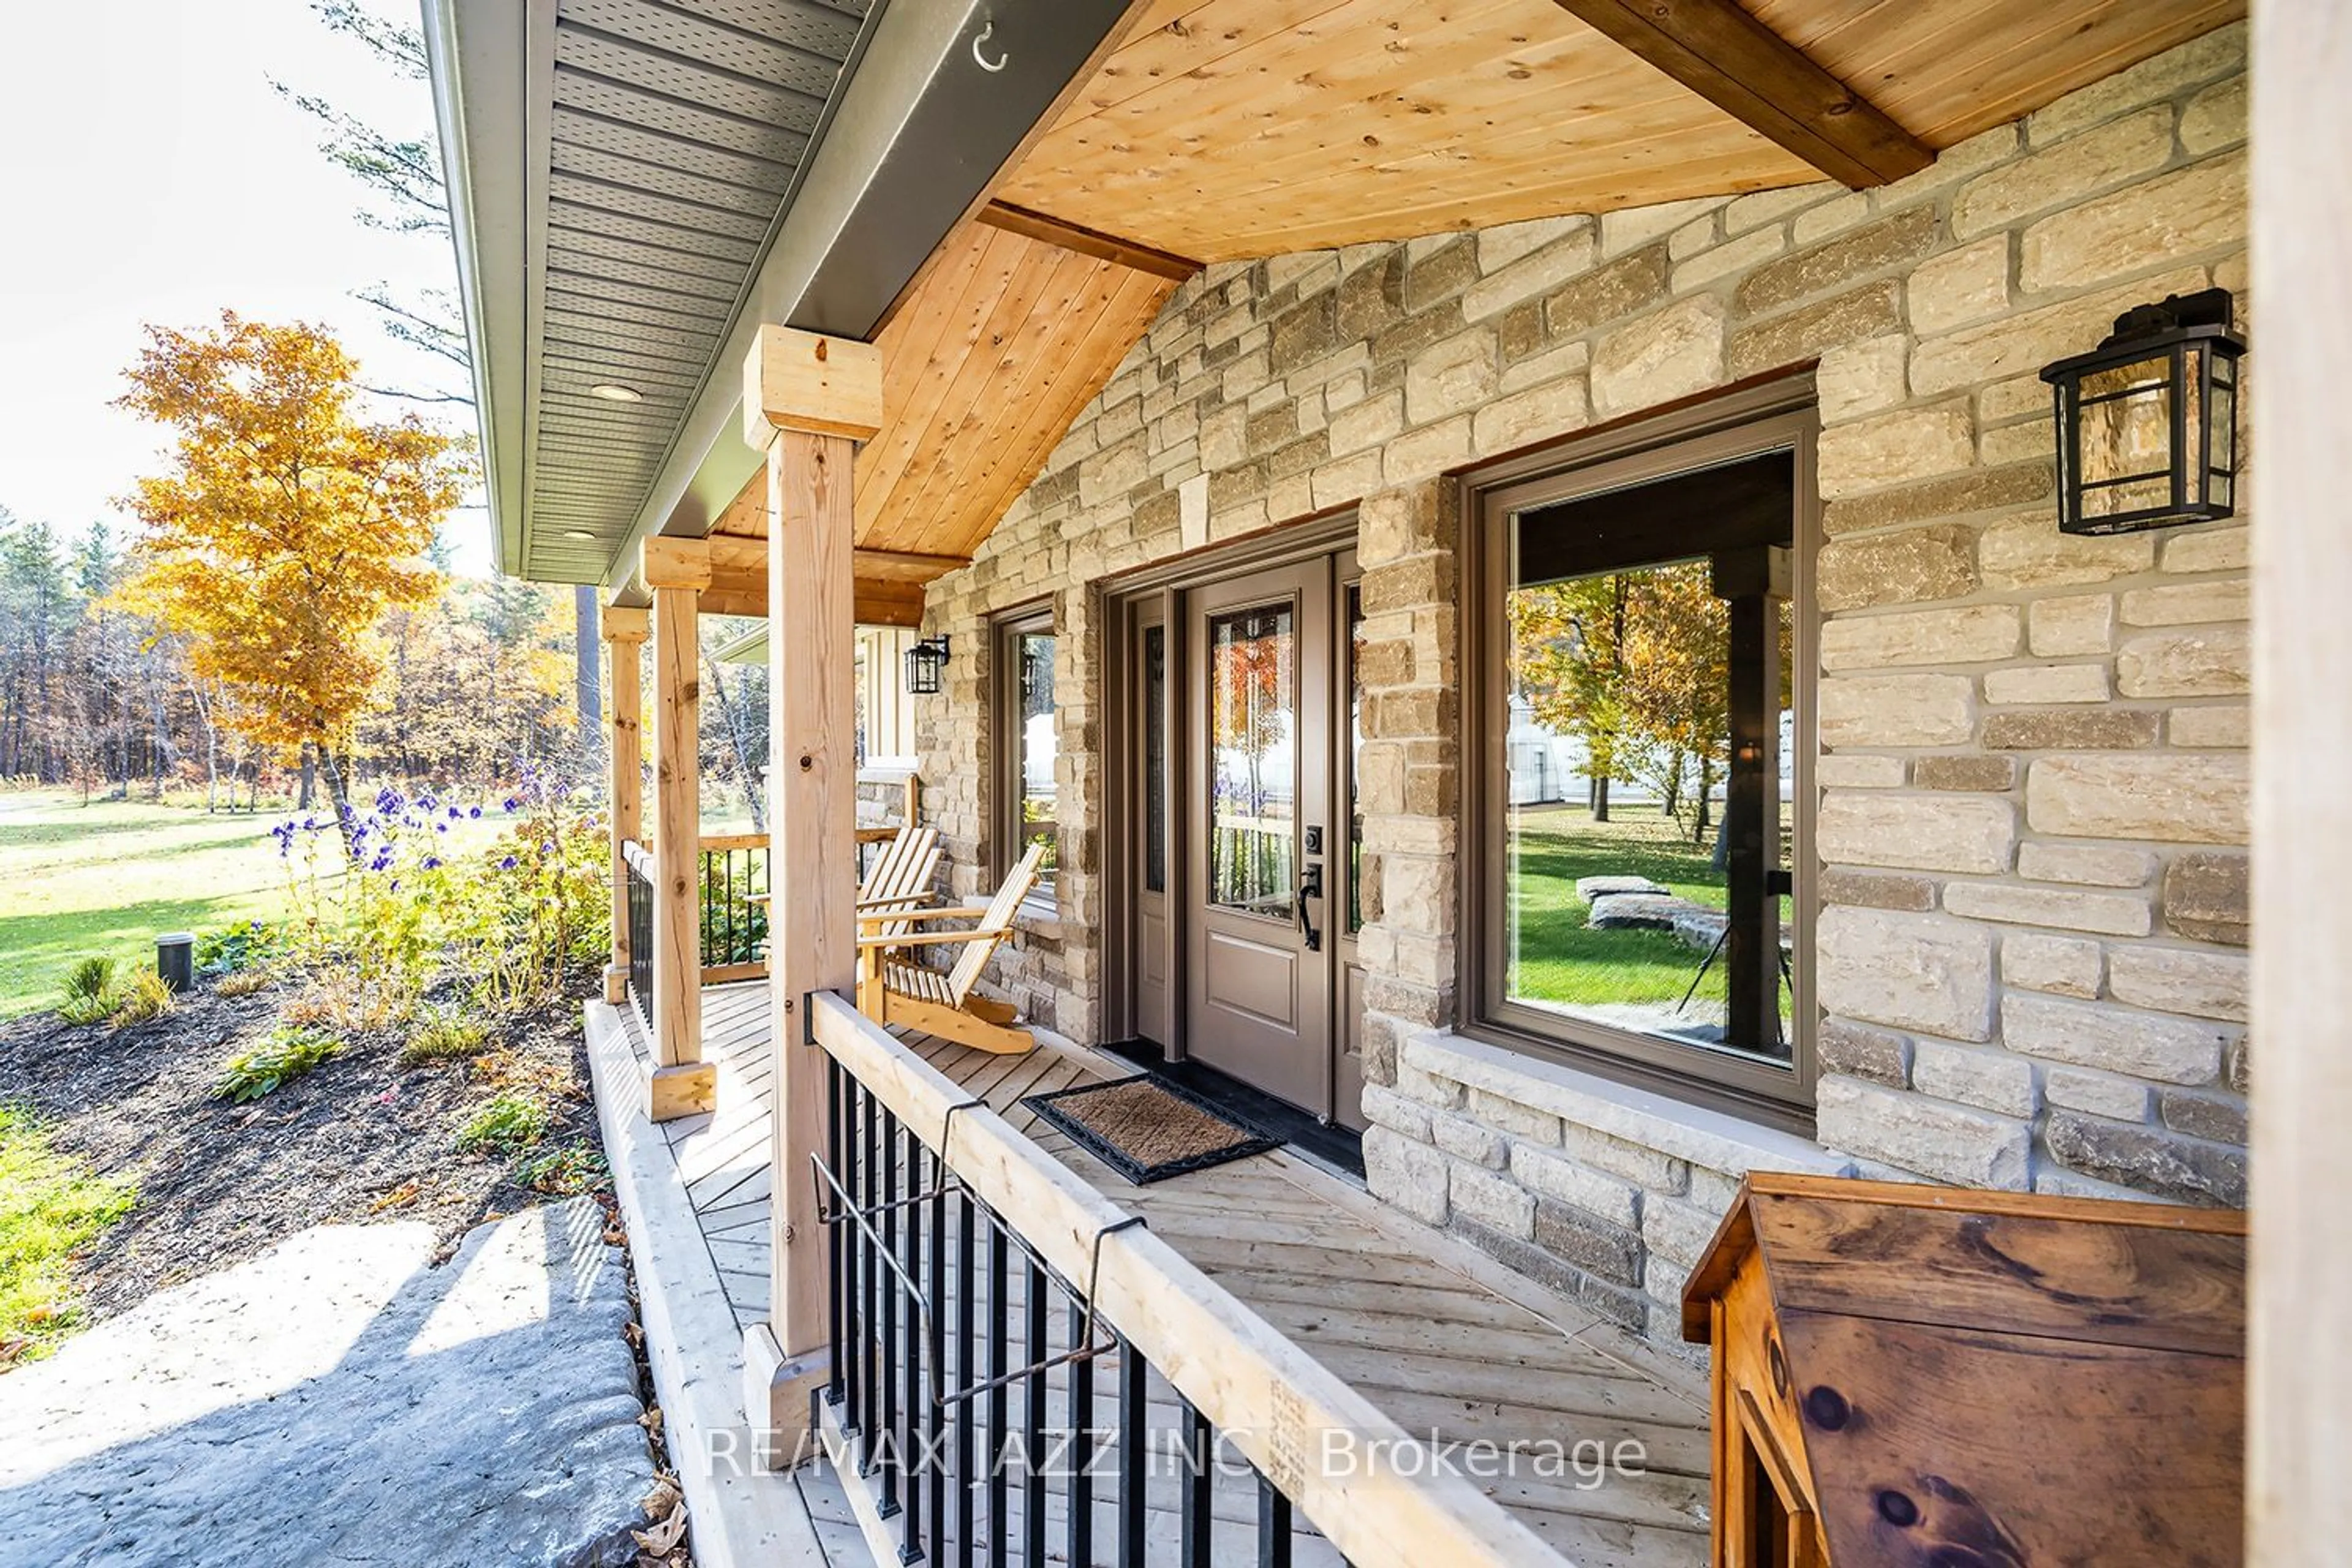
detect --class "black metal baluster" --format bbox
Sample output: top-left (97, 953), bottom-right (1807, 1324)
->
top-left (926, 1142), bottom-right (947, 1566)
top-left (955, 1190), bottom-right (976, 1568)
top-left (1179, 1401), bottom-right (1212, 1568)
top-left (1255, 1471), bottom-right (1292, 1568)
top-left (862, 1085), bottom-right (880, 1464)
top-left (987, 1219), bottom-right (1009, 1568)
top-left (1068, 1295), bottom-right (1091, 1568)
top-left (1023, 1256), bottom-right (1046, 1566)
top-left (899, 1125), bottom-right (925, 1562)
top-left (827, 1055), bottom-right (845, 1411)
top-left (1117, 1334), bottom-right (1145, 1568)
top-left (846, 1075), bottom-right (865, 1438)
top-left (880, 1107), bottom-right (903, 1521)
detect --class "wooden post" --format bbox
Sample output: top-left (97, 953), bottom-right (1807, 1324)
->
top-left (737, 323), bottom-right (884, 1461)
top-left (2251, 7), bottom-right (2352, 1558)
top-left (601, 605), bottom-right (649, 1007)
top-left (644, 540), bottom-right (717, 1123)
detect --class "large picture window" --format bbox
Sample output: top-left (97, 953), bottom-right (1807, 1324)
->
top-left (1470, 407), bottom-right (1816, 1118)
top-left (996, 608), bottom-right (1058, 901)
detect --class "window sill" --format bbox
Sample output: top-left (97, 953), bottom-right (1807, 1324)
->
top-left (1015, 899), bottom-right (1064, 940)
top-left (1405, 1028), bottom-right (1851, 1181)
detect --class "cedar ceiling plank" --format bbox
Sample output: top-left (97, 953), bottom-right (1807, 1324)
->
top-left (1545, 0), bottom-right (1931, 186)
top-left (938, 268), bottom-right (1177, 561)
top-left (862, 242), bottom-right (1090, 549)
top-left (901, 268), bottom-right (1140, 557)
top-left (854, 549), bottom-right (971, 584)
top-left (852, 581), bottom-right (928, 627)
top-left (856, 227), bottom-right (1020, 529)
top-left (1050, 0), bottom-right (1386, 129)
top-left (978, 201), bottom-right (1201, 281)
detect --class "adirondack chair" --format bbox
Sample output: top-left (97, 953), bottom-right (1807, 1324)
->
top-left (854, 824), bottom-right (941, 936)
top-left (856, 845), bottom-right (1046, 1055)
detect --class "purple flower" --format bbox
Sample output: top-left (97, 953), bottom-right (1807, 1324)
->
top-left (501, 797), bottom-right (519, 813)
top-left (422, 856), bottom-right (441, 870)
top-left (469, 805), bottom-right (483, 820)
top-left (499, 855), bottom-right (518, 870)
top-left (448, 805), bottom-right (462, 820)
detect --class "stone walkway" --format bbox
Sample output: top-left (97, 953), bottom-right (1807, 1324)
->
top-left (0, 1199), bottom-right (658, 1567)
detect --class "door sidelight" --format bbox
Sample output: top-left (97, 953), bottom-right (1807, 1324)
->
top-left (1296, 862), bottom-right (1324, 951)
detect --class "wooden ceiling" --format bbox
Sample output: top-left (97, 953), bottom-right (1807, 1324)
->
top-left (991, 0), bottom-right (2241, 260)
top-left (687, 0), bottom-right (2242, 604)
top-left (701, 211), bottom-right (1185, 612)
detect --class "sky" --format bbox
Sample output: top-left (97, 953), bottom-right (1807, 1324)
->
top-left (0, 0), bottom-right (492, 570)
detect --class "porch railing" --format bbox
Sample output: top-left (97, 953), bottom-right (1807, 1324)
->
top-left (806, 990), bottom-right (1561, 1568)
top-left (699, 833), bottom-right (771, 983)
top-left (622, 839), bottom-right (654, 1035)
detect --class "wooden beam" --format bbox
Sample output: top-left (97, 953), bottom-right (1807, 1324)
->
top-left (601, 605), bottom-right (647, 1007)
top-left (2252, 3), bottom-right (2351, 1555)
top-left (649, 581), bottom-right (714, 1121)
top-left (853, 547), bottom-right (970, 583)
top-left (978, 200), bottom-right (1202, 281)
top-left (641, 533), bottom-right (712, 592)
top-left (742, 324), bottom-right (884, 446)
top-left (1548, 0), bottom-right (1932, 188)
top-left (853, 580), bottom-right (926, 628)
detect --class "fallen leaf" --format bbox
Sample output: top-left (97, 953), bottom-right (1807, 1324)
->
top-left (603, 1227), bottom-right (627, 1246)
top-left (638, 1406), bottom-right (665, 1437)
top-left (623, 1321), bottom-right (644, 1349)
top-left (630, 1501), bottom-right (688, 1555)
top-left (370, 1181), bottom-right (421, 1212)
top-left (641, 1478), bottom-right (681, 1520)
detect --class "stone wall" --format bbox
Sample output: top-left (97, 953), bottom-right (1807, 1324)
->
top-left (913, 26), bottom-right (2251, 1339)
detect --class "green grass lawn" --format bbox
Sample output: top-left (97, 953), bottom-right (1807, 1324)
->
top-left (0, 789), bottom-right (295, 1020)
top-left (1506, 803), bottom-right (1733, 1013)
top-left (0, 1103), bottom-right (135, 1360)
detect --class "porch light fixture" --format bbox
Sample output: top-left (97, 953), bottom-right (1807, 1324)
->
top-left (903, 635), bottom-right (951, 695)
top-left (560, 528), bottom-right (596, 541)
top-left (587, 382), bottom-right (644, 403)
top-left (2039, 287), bottom-right (2243, 536)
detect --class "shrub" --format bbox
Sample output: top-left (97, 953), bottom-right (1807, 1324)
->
top-left (107, 971), bottom-right (175, 1029)
top-left (511, 1145), bottom-right (608, 1196)
top-left (194, 920), bottom-right (270, 978)
top-left (216, 969), bottom-right (273, 999)
top-left (213, 1026), bottom-right (344, 1104)
top-left (454, 1091), bottom-right (552, 1156)
top-left (400, 1012), bottom-right (491, 1065)
top-left (56, 957), bottom-right (123, 1025)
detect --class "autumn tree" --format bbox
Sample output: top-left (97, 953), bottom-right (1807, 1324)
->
top-left (115, 314), bottom-right (468, 839)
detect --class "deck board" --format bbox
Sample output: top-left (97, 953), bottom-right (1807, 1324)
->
top-left (646, 981), bottom-right (1709, 1566)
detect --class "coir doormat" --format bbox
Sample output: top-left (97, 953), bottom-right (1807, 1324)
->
top-left (1023, 1075), bottom-right (1279, 1185)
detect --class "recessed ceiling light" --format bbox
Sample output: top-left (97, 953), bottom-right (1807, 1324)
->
top-left (560, 529), bottom-right (597, 541)
top-left (588, 383), bottom-right (643, 403)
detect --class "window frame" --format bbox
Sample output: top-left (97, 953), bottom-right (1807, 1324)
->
top-left (1459, 388), bottom-right (1822, 1130)
top-left (993, 603), bottom-right (1060, 910)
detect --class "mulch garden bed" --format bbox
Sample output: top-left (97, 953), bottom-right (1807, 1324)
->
top-left (0, 968), bottom-right (609, 1324)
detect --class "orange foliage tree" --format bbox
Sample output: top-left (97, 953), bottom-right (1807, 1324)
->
top-left (115, 312), bottom-right (468, 834)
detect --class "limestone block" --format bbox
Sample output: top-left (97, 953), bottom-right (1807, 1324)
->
top-left (2002, 930), bottom-right (2103, 997)
top-left (2018, 841), bottom-right (2155, 887)
top-left (1816, 753), bottom-right (1907, 788)
top-left (1982, 707), bottom-right (2160, 750)
top-left (2045, 1110), bottom-right (2245, 1207)
top-left (1819, 603), bottom-right (2019, 669)
top-left (1819, 1017), bottom-right (1913, 1087)
top-left (2169, 706), bottom-right (2248, 748)
top-left (2181, 75), bottom-right (2248, 154)
top-left (1817, 905), bottom-right (1997, 1041)
top-left (2026, 753), bottom-right (2248, 843)
top-left (2027, 24), bottom-right (2242, 145)
top-left (1984, 663), bottom-right (2109, 704)
top-left (1978, 512), bottom-right (2154, 588)
top-left (2000, 992), bottom-right (2230, 1084)
top-left (2045, 1066), bottom-right (2154, 1122)
top-left (1591, 295), bottom-right (1727, 418)
top-left (1953, 108), bottom-right (2175, 237)
top-left (2021, 155), bottom-right (2246, 293)
top-left (1820, 870), bottom-right (1939, 913)
top-left (1817, 409), bottom-right (1976, 501)
top-left (1818, 791), bottom-right (2015, 874)
top-left (1944, 878), bottom-right (2152, 937)
top-left (2162, 525), bottom-right (2248, 574)
top-left (2029, 594), bottom-right (2114, 657)
top-left (2120, 579), bottom-right (2248, 627)
top-left (2162, 851), bottom-right (2248, 945)
top-left (1819, 673), bottom-right (1975, 747)
top-left (1910, 1038), bottom-right (2038, 1117)
top-left (1911, 265), bottom-right (2207, 398)
top-left (1909, 237), bottom-right (2012, 335)
top-left (1364, 1125), bottom-right (1449, 1224)
top-left (1546, 244), bottom-right (1670, 336)
top-left (1734, 206), bottom-right (1940, 316)
top-left (2106, 944), bottom-right (2250, 1022)
top-left (1817, 1074), bottom-right (2030, 1188)
top-left (1815, 333), bottom-right (1910, 423)
top-left (1913, 755), bottom-right (2018, 792)
top-left (1404, 328), bottom-right (1499, 424)
top-left (1450, 1161), bottom-right (1536, 1238)
top-left (1510, 1145), bottom-right (1642, 1229)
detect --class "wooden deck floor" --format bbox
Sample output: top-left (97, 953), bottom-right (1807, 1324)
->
top-left (636, 982), bottom-right (1712, 1567)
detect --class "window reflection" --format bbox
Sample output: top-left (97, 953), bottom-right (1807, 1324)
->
top-left (1207, 605), bottom-right (1295, 917)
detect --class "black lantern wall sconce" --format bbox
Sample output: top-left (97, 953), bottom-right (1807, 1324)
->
top-left (2039, 287), bottom-right (2244, 537)
top-left (903, 635), bottom-right (951, 695)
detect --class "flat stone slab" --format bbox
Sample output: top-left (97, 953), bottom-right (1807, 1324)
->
top-left (1585, 891), bottom-right (1705, 931)
top-left (0, 1199), bottom-right (655, 1568)
top-left (1574, 875), bottom-right (1670, 902)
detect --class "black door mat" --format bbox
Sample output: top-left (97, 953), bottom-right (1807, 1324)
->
top-left (1023, 1076), bottom-right (1280, 1185)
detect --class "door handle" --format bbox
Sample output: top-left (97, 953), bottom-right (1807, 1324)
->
top-left (1297, 864), bottom-right (1324, 952)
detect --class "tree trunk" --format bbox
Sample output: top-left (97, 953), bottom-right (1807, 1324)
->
top-left (703, 648), bottom-right (766, 832)
top-left (298, 742), bottom-right (317, 810)
top-left (575, 586), bottom-right (601, 757)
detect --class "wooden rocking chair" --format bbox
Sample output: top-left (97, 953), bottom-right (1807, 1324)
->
top-left (856, 845), bottom-right (1045, 1055)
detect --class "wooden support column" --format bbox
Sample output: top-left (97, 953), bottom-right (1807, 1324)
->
top-left (2252, 6), bottom-right (2352, 1556)
top-left (644, 541), bottom-right (717, 1123)
top-left (601, 605), bottom-right (648, 1006)
top-left (737, 323), bottom-right (884, 1461)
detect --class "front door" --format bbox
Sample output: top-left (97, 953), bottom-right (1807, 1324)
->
top-left (1185, 560), bottom-right (1336, 1118)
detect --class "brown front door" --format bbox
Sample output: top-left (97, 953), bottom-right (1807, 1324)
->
top-left (1184, 560), bottom-right (1337, 1118)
